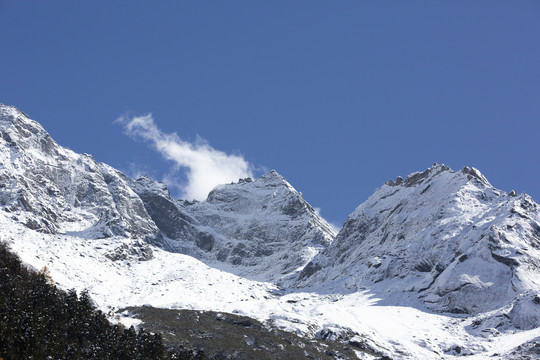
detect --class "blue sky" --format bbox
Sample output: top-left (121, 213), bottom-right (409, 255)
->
top-left (1, 1), bottom-right (539, 226)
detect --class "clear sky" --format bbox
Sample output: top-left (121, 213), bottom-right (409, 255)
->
top-left (1, 1), bottom-right (539, 227)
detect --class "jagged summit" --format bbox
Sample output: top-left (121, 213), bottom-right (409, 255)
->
top-left (346, 163), bottom-right (501, 225)
top-left (206, 169), bottom-right (292, 199)
top-left (0, 104), bottom-right (60, 158)
top-left (384, 163), bottom-right (491, 188)
top-left (206, 169), bottom-right (318, 218)
top-left (0, 103), bottom-right (31, 120)
top-left (461, 165), bottom-right (492, 186)
top-left (258, 169), bottom-right (287, 183)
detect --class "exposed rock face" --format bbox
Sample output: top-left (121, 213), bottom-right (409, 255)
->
top-left (126, 175), bottom-right (202, 251)
top-left (298, 163), bottom-right (540, 317)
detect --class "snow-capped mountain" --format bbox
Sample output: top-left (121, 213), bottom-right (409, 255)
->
top-left (0, 104), bottom-right (158, 239)
top-left (0, 103), bottom-right (335, 281)
top-left (2, 103), bottom-right (540, 359)
top-left (181, 171), bottom-right (335, 281)
top-left (127, 169), bottom-right (336, 281)
top-left (297, 164), bottom-right (540, 328)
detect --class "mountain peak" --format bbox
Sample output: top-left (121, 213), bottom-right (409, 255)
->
top-left (384, 163), bottom-right (447, 186)
top-left (384, 163), bottom-right (492, 190)
top-left (0, 103), bottom-right (41, 131)
top-left (0, 103), bottom-right (27, 117)
top-left (257, 169), bottom-right (288, 185)
top-left (0, 106), bottom-right (158, 238)
top-left (206, 170), bottom-right (294, 203)
top-left (460, 165), bottom-right (492, 186)
top-left (298, 162), bottom-right (540, 324)
top-left (0, 103), bottom-right (57, 157)
top-left (267, 169), bottom-right (281, 177)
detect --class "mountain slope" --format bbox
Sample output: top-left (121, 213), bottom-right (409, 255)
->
top-left (0, 104), bottom-right (158, 239)
top-left (0, 242), bottom-right (200, 360)
top-left (297, 164), bottom-right (540, 327)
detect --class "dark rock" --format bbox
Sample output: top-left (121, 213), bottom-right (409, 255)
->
top-left (491, 251), bottom-right (519, 268)
top-left (133, 180), bottom-right (193, 239)
top-left (282, 197), bottom-right (306, 216)
top-left (415, 260), bottom-right (433, 272)
top-left (298, 261), bottom-right (322, 280)
top-left (216, 249), bottom-right (229, 262)
top-left (448, 307), bottom-right (469, 314)
top-left (404, 169), bottom-right (430, 187)
top-left (105, 242), bottom-right (154, 261)
top-left (231, 243), bottom-right (247, 256)
top-left (196, 232), bottom-right (215, 252)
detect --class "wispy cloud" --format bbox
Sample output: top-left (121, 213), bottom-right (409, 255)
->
top-left (117, 113), bottom-right (254, 201)
top-left (314, 207), bottom-right (341, 234)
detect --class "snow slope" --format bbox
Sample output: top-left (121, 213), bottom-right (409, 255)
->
top-left (2, 104), bottom-right (540, 359)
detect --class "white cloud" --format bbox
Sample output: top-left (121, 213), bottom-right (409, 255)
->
top-left (314, 207), bottom-right (341, 234)
top-left (118, 113), bottom-right (254, 201)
